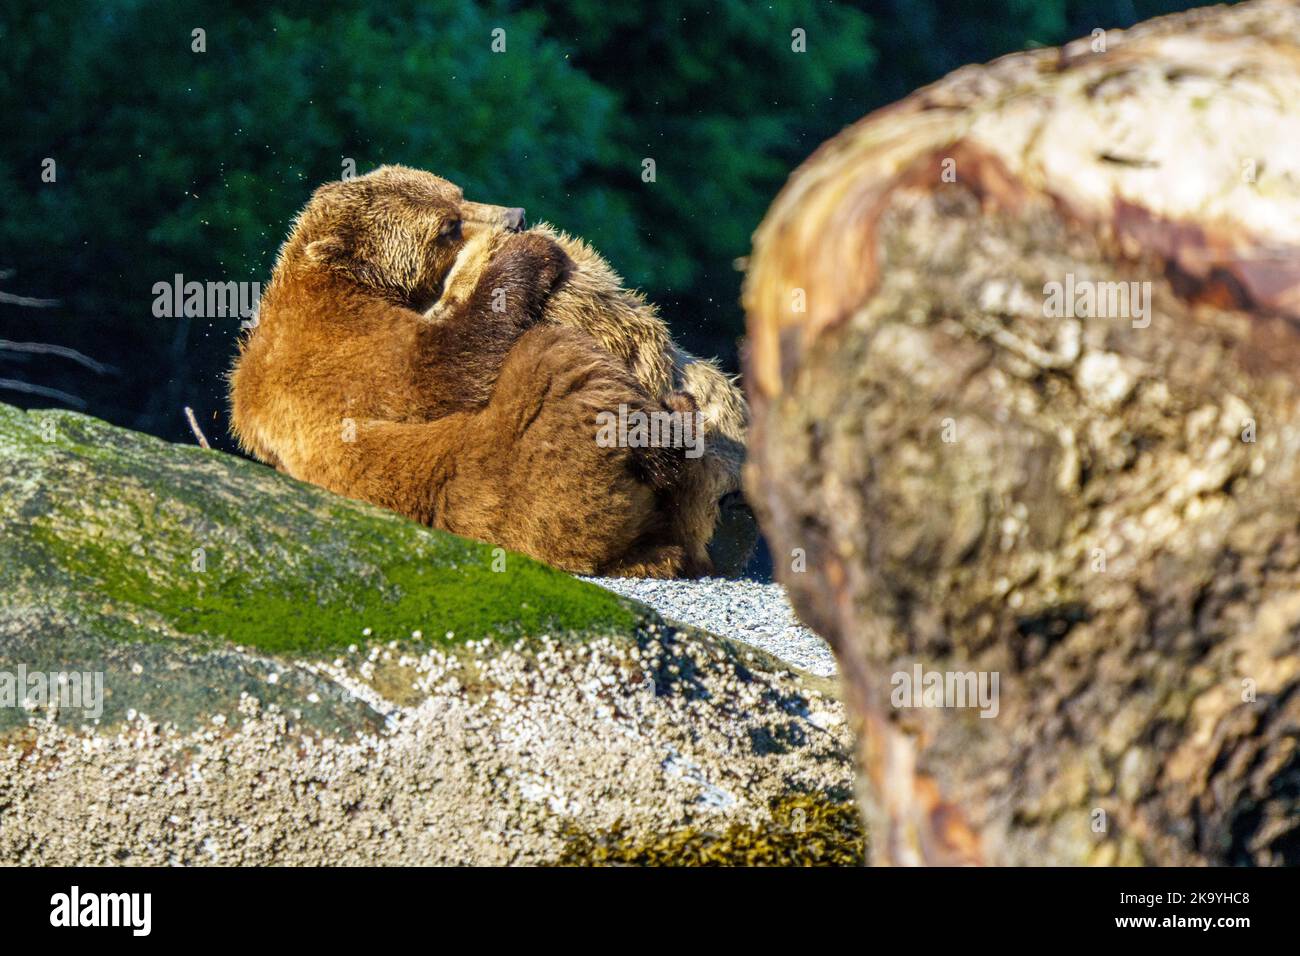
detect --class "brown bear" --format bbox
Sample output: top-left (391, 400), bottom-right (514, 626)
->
top-left (427, 217), bottom-right (754, 575)
top-left (229, 166), bottom-right (700, 576)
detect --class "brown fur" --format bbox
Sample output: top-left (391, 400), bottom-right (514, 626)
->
top-left (229, 166), bottom-right (701, 576)
top-left (430, 220), bottom-right (754, 574)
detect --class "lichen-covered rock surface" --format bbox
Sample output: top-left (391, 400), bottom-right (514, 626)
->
top-left (0, 403), bottom-right (858, 865)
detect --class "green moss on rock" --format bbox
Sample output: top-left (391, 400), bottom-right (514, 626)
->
top-left (0, 403), bottom-right (639, 657)
top-left (0, 403), bottom-right (649, 733)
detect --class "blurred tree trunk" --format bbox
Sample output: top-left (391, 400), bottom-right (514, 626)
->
top-left (743, 0), bottom-right (1300, 865)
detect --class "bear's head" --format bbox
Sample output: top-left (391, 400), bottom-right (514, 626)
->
top-left (286, 165), bottom-right (525, 307)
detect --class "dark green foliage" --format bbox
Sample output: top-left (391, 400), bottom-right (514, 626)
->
top-left (0, 0), bottom-right (1206, 443)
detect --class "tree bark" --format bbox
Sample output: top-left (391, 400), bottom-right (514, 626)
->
top-left (743, 0), bottom-right (1300, 865)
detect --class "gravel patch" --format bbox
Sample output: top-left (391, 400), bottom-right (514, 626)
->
top-left (584, 577), bottom-right (838, 677)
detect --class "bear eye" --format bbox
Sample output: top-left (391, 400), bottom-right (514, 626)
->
top-left (439, 219), bottom-right (462, 240)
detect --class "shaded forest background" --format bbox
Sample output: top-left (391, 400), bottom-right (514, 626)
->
top-left (1, 0), bottom-right (1204, 448)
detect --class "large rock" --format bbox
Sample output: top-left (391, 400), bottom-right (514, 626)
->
top-left (743, 0), bottom-right (1300, 865)
top-left (0, 403), bottom-right (858, 865)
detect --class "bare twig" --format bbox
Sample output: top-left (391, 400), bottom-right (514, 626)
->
top-left (0, 339), bottom-right (117, 375)
top-left (183, 406), bottom-right (211, 449)
top-left (0, 271), bottom-right (84, 404)
top-left (0, 290), bottom-right (60, 309)
top-left (0, 377), bottom-right (87, 408)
